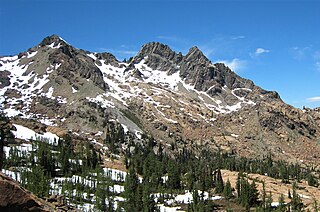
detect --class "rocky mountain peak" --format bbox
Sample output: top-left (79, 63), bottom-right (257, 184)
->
top-left (131, 42), bottom-right (183, 73)
top-left (185, 46), bottom-right (210, 63)
top-left (39, 34), bottom-right (67, 48)
top-left (139, 42), bottom-right (175, 59)
top-left (138, 42), bottom-right (182, 63)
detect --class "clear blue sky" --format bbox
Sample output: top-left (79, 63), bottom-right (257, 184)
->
top-left (1, 0), bottom-right (320, 109)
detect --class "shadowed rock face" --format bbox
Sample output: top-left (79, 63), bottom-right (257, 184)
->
top-left (40, 35), bottom-right (109, 91)
top-left (0, 172), bottom-right (74, 211)
top-left (0, 173), bottom-right (44, 211)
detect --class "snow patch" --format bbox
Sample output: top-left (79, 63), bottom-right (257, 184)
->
top-left (27, 51), bottom-right (38, 58)
top-left (12, 124), bottom-right (59, 145)
top-left (87, 53), bottom-right (97, 61)
top-left (72, 87), bottom-right (78, 93)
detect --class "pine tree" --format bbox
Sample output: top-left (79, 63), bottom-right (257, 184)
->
top-left (278, 193), bottom-right (286, 211)
top-left (192, 186), bottom-right (199, 212)
top-left (215, 168), bottom-right (224, 193)
top-left (166, 160), bottom-right (181, 190)
top-left (124, 165), bottom-right (140, 211)
top-left (223, 179), bottom-right (233, 200)
top-left (248, 180), bottom-right (259, 207)
top-left (236, 172), bottom-right (242, 199)
top-left (265, 191), bottom-right (273, 212)
top-left (313, 198), bottom-right (319, 212)
top-left (307, 173), bottom-right (318, 187)
top-left (94, 172), bottom-right (107, 211)
top-left (261, 181), bottom-right (266, 211)
top-left (142, 179), bottom-right (158, 212)
top-left (291, 181), bottom-right (302, 211)
top-left (0, 112), bottom-right (14, 169)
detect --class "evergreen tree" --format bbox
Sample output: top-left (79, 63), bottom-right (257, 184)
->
top-left (94, 172), bottom-right (107, 211)
top-left (0, 112), bottom-right (14, 169)
top-left (291, 181), bottom-right (302, 211)
top-left (124, 165), bottom-right (140, 211)
top-left (142, 178), bottom-right (158, 212)
top-left (215, 168), bottom-right (224, 193)
top-left (236, 172), bottom-right (242, 199)
top-left (265, 191), bottom-right (273, 212)
top-left (223, 179), bottom-right (233, 200)
top-left (166, 160), bottom-right (181, 190)
top-left (278, 193), bottom-right (286, 212)
top-left (248, 180), bottom-right (259, 207)
top-left (307, 173), bottom-right (318, 187)
top-left (313, 198), bottom-right (319, 212)
top-left (261, 181), bottom-right (266, 211)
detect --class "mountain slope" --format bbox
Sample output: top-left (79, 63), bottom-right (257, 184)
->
top-left (1, 35), bottom-right (320, 166)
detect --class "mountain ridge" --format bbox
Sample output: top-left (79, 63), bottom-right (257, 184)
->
top-left (1, 34), bottom-right (320, 166)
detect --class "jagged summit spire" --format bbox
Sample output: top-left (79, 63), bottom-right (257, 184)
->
top-left (39, 34), bottom-right (68, 47)
top-left (185, 46), bottom-right (210, 62)
top-left (138, 42), bottom-right (176, 59)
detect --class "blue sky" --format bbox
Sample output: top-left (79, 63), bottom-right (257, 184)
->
top-left (1, 0), bottom-right (320, 109)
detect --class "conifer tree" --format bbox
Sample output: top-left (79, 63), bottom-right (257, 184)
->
top-left (167, 160), bottom-right (181, 190)
top-left (223, 179), bottom-right (233, 200)
top-left (236, 172), bottom-right (242, 199)
top-left (94, 171), bottom-right (107, 211)
top-left (291, 181), bottom-right (302, 211)
top-left (0, 112), bottom-right (13, 169)
top-left (265, 191), bottom-right (273, 212)
top-left (261, 181), bottom-right (266, 210)
top-left (248, 180), bottom-right (259, 207)
top-left (313, 198), bottom-right (319, 212)
top-left (278, 193), bottom-right (286, 211)
top-left (307, 173), bottom-right (318, 187)
top-left (215, 168), bottom-right (224, 193)
top-left (124, 165), bottom-right (139, 211)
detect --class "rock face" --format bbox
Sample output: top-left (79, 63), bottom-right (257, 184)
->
top-left (131, 42), bottom-right (279, 106)
top-left (0, 172), bottom-right (75, 211)
top-left (0, 172), bottom-right (47, 211)
top-left (1, 35), bottom-right (320, 166)
top-left (34, 34), bottom-right (108, 91)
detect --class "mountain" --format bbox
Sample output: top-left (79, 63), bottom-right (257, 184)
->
top-left (1, 35), bottom-right (320, 211)
top-left (1, 34), bottom-right (320, 166)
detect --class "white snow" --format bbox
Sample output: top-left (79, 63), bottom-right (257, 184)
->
top-left (72, 87), bottom-right (78, 93)
top-left (45, 87), bottom-right (54, 99)
top-left (0, 55), bottom-right (53, 118)
top-left (112, 184), bottom-right (125, 193)
top-left (135, 130), bottom-right (142, 139)
top-left (166, 190), bottom-right (222, 204)
top-left (121, 124), bottom-right (129, 133)
top-left (298, 194), bottom-right (311, 199)
top-left (1, 169), bottom-right (21, 182)
top-left (48, 42), bottom-right (61, 49)
top-left (231, 133), bottom-right (239, 138)
top-left (27, 51), bottom-right (38, 58)
top-left (12, 124), bottom-right (59, 145)
top-left (39, 117), bottom-right (56, 126)
top-left (103, 168), bottom-right (127, 182)
top-left (158, 204), bottom-right (182, 212)
top-left (86, 94), bottom-right (115, 108)
top-left (87, 53), bottom-right (97, 61)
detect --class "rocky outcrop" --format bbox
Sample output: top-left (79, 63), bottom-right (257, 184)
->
top-left (0, 172), bottom-right (47, 211)
top-left (133, 42), bottom-right (183, 74)
top-left (0, 172), bottom-right (75, 211)
top-left (42, 35), bottom-right (109, 91)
